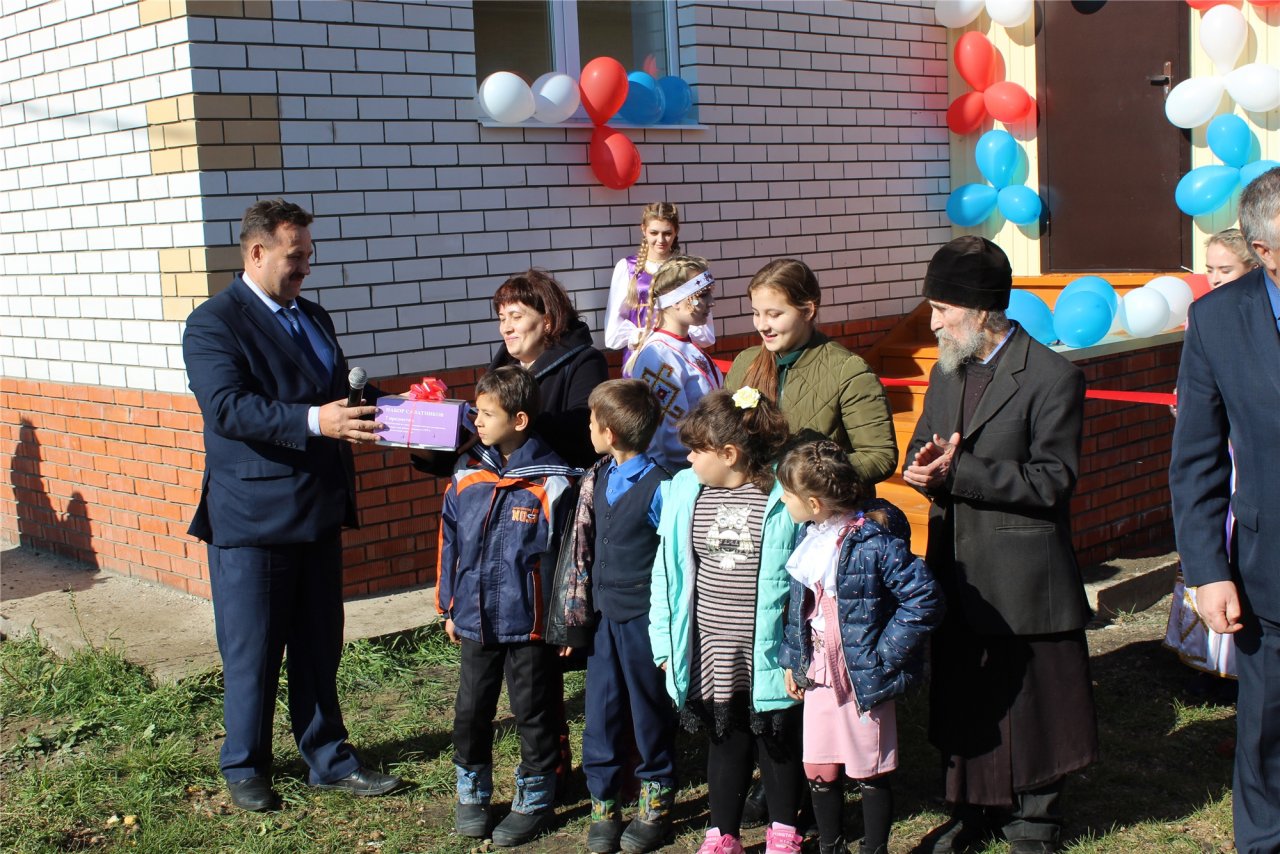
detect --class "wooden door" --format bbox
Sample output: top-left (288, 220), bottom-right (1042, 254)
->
top-left (1037, 0), bottom-right (1191, 272)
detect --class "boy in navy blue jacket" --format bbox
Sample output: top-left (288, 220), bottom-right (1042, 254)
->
top-left (436, 366), bottom-right (578, 847)
top-left (550, 379), bottom-right (675, 854)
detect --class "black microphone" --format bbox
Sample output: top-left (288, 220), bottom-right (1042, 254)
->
top-left (346, 366), bottom-right (368, 407)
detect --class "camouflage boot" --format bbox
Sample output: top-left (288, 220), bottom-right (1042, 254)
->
top-left (587, 797), bottom-right (623, 853)
top-left (620, 780), bottom-right (674, 853)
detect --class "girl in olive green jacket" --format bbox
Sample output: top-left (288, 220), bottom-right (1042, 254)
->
top-left (725, 258), bottom-right (898, 487)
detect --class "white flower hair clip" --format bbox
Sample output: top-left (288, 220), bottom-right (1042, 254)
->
top-left (732, 386), bottom-right (761, 410)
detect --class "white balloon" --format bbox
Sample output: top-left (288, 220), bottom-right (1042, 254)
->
top-left (1165, 76), bottom-right (1225, 129)
top-left (1200, 4), bottom-right (1247, 76)
top-left (934, 0), bottom-right (984, 28)
top-left (477, 71), bottom-right (535, 124)
top-left (531, 72), bottom-right (581, 124)
top-left (1226, 63), bottom-right (1280, 113)
top-left (1144, 276), bottom-right (1194, 329)
top-left (986, 0), bottom-right (1032, 28)
top-left (1120, 287), bottom-right (1173, 338)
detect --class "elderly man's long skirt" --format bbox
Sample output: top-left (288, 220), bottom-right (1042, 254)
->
top-left (928, 617), bottom-right (1100, 807)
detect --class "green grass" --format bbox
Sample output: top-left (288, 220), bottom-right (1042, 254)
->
top-left (0, 612), bottom-right (1240, 853)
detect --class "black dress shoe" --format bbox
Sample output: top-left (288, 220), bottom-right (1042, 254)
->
top-left (227, 776), bottom-right (279, 812)
top-left (312, 766), bottom-right (402, 797)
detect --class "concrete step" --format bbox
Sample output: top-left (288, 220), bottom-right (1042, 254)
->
top-left (1082, 551), bottom-right (1180, 617)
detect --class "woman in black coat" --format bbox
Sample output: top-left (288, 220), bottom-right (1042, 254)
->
top-left (414, 269), bottom-right (607, 474)
top-left (486, 269), bottom-right (607, 468)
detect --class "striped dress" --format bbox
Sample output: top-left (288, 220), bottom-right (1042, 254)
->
top-left (685, 482), bottom-right (770, 736)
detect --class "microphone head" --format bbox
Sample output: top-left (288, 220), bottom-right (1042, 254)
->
top-left (348, 366), bottom-right (367, 388)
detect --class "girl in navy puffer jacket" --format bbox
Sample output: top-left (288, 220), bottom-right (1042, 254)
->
top-left (777, 439), bottom-right (944, 854)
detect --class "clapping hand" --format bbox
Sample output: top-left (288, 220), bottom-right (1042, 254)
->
top-left (903, 431), bottom-right (960, 491)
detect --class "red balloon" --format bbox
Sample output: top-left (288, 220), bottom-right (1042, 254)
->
top-left (1184, 273), bottom-right (1212, 300)
top-left (590, 126), bottom-right (642, 190)
top-left (579, 57), bottom-right (628, 126)
top-left (947, 91), bottom-right (988, 135)
top-left (984, 81), bottom-right (1033, 123)
top-left (1186, 0), bottom-right (1231, 8)
top-left (1251, 0), bottom-right (1280, 6)
top-left (954, 32), bottom-right (998, 92)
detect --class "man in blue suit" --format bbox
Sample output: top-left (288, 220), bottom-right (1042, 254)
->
top-left (183, 199), bottom-right (400, 811)
top-left (1171, 169), bottom-right (1280, 854)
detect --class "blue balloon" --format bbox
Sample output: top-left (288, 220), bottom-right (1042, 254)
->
top-left (996, 185), bottom-right (1042, 225)
top-left (1206, 114), bottom-right (1253, 169)
top-left (656, 76), bottom-right (692, 123)
top-left (1007, 290), bottom-right (1055, 345)
top-left (1175, 165), bottom-right (1240, 216)
top-left (1241, 159), bottom-right (1280, 189)
top-left (975, 130), bottom-right (1019, 190)
top-left (1060, 275), bottom-right (1117, 321)
top-left (618, 71), bottom-right (664, 125)
top-left (946, 183), bottom-right (998, 227)
top-left (1052, 291), bottom-right (1112, 349)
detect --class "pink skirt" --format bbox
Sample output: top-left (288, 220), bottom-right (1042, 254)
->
top-left (802, 631), bottom-right (897, 779)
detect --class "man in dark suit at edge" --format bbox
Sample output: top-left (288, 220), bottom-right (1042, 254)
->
top-left (1171, 169), bottom-right (1280, 854)
top-left (183, 199), bottom-right (400, 811)
top-left (904, 237), bottom-right (1098, 854)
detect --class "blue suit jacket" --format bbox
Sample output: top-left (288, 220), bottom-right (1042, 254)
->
top-left (1171, 267), bottom-right (1280, 622)
top-left (184, 274), bottom-right (360, 547)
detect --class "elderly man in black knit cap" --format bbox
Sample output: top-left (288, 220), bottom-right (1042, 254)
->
top-left (904, 236), bottom-right (1098, 854)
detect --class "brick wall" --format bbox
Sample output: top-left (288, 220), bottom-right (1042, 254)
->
top-left (1071, 341), bottom-right (1182, 567)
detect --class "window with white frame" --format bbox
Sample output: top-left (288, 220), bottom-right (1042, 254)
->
top-left (474, 0), bottom-right (679, 94)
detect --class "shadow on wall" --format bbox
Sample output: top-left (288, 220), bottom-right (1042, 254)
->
top-left (6, 419), bottom-right (100, 600)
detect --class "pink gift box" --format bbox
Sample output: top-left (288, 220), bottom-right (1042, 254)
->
top-left (376, 396), bottom-right (468, 450)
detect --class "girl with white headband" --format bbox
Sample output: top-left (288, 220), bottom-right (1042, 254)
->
top-left (624, 256), bottom-right (723, 470)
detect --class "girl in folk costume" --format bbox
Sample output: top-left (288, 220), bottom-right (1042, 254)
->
top-left (649, 389), bottom-right (804, 854)
top-left (606, 202), bottom-right (715, 364)
top-left (625, 256), bottom-right (724, 470)
top-left (1164, 228), bottom-right (1256, 688)
top-left (777, 439), bottom-right (944, 854)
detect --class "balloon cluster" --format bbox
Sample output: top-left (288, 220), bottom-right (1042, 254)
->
top-left (934, 0), bottom-right (1034, 30)
top-left (947, 32), bottom-right (1035, 134)
top-left (1165, 4), bottom-right (1280, 129)
top-left (476, 59), bottom-right (695, 191)
top-left (1007, 276), bottom-right (1197, 350)
top-left (946, 130), bottom-right (1043, 226)
top-left (1176, 114), bottom-right (1280, 215)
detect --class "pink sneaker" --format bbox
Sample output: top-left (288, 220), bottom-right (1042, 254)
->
top-left (697, 827), bottom-right (745, 854)
top-left (764, 822), bottom-right (803, 854)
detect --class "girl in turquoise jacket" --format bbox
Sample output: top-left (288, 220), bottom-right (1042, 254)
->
top-left (647, 387), bottom-right (804, 854)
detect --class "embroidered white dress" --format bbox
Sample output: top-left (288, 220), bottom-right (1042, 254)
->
top-left (630, 330), bottom-right (723, 470)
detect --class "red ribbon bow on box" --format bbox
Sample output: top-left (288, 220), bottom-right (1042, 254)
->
top-left (409, 377), bottom-right (448, 401)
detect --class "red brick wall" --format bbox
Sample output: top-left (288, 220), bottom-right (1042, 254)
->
top-left (1072, 342), bottom-right (1181, 566)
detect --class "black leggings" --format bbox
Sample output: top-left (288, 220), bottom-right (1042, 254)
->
top-left (706, 706), bottom-right (803, 837)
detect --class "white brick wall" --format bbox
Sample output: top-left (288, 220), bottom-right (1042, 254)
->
top-left (1, 0), bottom-right (194, 391)
top-left (2, 0), bottom-right (949, 389)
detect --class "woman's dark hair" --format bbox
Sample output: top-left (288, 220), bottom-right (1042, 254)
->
top-left (678, 388), bottom-right (790, 492)
top-left (492, 269), bottom-right (580, 346)
top-left (777, 437), bottom-right (868, 515)
top-left (743, 258), bottom-right (821, 403)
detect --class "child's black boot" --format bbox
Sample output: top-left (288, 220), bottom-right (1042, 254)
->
top-left (454, 764), bottom-right (493, 838)
top-left (619, 780), bottom-right (674, 853)
top-left (587, 797), bottom-right (623, 853)
top-left (492, 771), bottom-right (554, 847)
